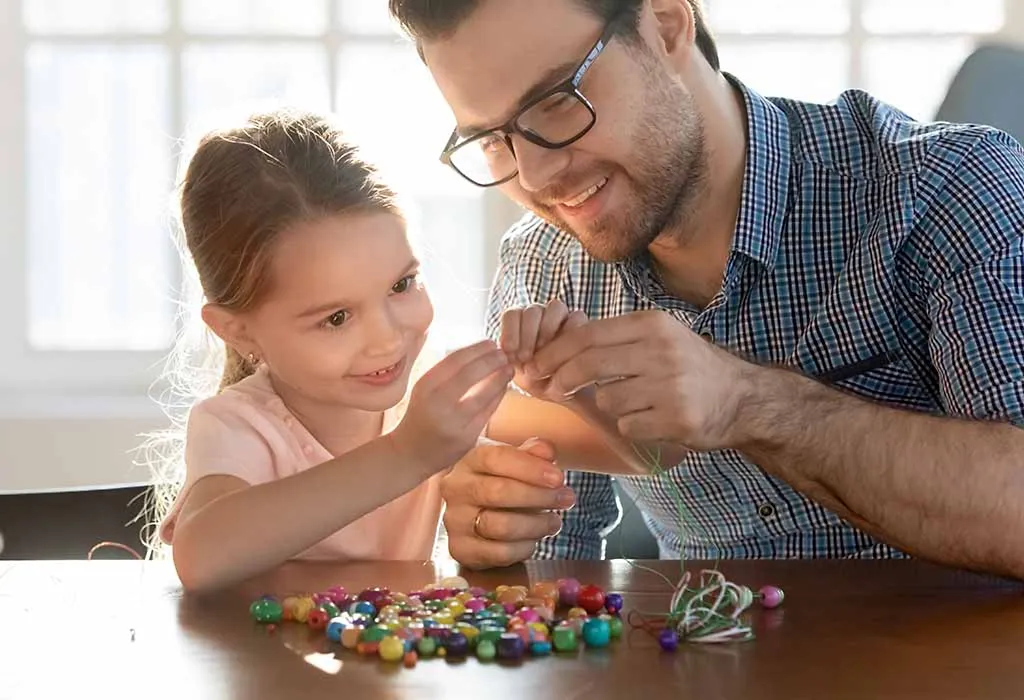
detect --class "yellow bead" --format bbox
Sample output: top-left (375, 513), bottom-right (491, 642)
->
top-left (456, 623), bottom-right (479, 642)
top-left (433, 612), bottom-right (455, 626)
top-left (341, 627), bottom-right (361, 649)
top-left (439, 575), bottom-right (470, 590)
top-left (447, 601), bottom-right (466, 618)
top-left (293, 598), bottom-right (315, 623)
top-left (495, 585), bottom-right (510, 595)
top-left (382, 620), bottom-right (400, 632)
top-left (379, 605), bottom-right (400, 619)
top-left (436, 646), bottom-right (447, 658)
top-left (456, 591), bottom-right (474, 604)
top-left (392, 593), bottom-right (409, 604)
top-left (379, 636), bottom-right (405, 662)
top-left (567, 607), bottom-right (588, 620)
top-left (528, 622), bottom-right (549, 639)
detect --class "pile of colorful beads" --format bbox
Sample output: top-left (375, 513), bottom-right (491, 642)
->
top-left (250, 575), bottom-right (625, 665)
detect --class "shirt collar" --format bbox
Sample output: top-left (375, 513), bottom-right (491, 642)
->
top-left (727, 73), bottom-right (791, 271)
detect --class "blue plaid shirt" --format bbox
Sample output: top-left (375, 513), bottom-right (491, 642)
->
top-left (485, 75), bottom-right (1024, 561)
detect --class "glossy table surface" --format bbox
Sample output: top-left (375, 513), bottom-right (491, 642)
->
top-left (1, 558), bottom-right (1022, 699)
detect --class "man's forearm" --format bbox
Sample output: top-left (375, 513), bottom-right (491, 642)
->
top-left (734, 366), bottom-right (1024, 578)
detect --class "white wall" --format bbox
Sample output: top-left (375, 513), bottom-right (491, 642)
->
top-left (4, 10), bottom-right (1024, 494)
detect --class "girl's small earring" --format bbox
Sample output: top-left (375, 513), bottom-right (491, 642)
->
top-left (247, 352), bottom-right (260, 365)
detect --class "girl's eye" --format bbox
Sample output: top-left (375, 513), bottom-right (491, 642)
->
top-left (392, 274), bottom-right (418, 294)
top-left (324, 310), bottom-right (348, 329)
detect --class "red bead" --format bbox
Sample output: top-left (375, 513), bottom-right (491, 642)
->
top-left (307, 608), bottom-right (329, 630)
top-left (576, 584), bottom-right (606, 615)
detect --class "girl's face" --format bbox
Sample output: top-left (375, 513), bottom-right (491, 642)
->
top-left (243, 210), bottom-right (433, 413)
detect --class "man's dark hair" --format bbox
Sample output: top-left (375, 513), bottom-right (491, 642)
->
top-left (389, 0), bottom-right (720, 71)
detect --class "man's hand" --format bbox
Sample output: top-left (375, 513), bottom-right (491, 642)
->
top-left (528, 309), bottom-right (755, 450)
top-left (441, 437), bottom-right (576, 569)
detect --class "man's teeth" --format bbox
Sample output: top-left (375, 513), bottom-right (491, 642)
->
top-left (562, 177), bottom-right (608, 208)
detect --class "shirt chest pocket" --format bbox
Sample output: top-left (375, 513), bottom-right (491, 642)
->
top-left (789, 310), bottom-right (939, 413)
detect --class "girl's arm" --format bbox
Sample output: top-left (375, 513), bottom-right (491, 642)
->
top-left (171, 435), bottom-right (435, 594)
top-left (172, 340), bottom-right (512, 593)
top-left (486, 389), bottom-right (686, 476)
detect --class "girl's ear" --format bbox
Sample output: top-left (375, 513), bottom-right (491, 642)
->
top-left (202, 303), bottom-right (261, 360)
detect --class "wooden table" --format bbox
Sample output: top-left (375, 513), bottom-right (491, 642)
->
top-left (1, 558), bottom-right (1022, 699)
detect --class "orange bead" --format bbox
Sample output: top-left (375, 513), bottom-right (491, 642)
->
top-left (531, 581), bottom-right (560, 600)
top-left (403, 651), bottom-right (418, 668)
top-left (497, 588), bottom-right (526, 606)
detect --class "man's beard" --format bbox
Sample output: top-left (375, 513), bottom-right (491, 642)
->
top-left (530, 74), bottom-right (709, 263)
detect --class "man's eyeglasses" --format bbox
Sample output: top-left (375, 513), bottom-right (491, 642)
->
top-left (439, 14), bottom-right (624, 188)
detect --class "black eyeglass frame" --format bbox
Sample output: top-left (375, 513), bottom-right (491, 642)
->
top-left (439, 12), bottom-right (626, 187)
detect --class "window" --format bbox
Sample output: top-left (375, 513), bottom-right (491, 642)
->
top-left (709, 0), bottom-right (1007, 120)
top-left (2, 0), bottom-right (488, 401)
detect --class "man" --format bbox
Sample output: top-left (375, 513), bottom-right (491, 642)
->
top-left (389, 0), bottom-right (1024, 576)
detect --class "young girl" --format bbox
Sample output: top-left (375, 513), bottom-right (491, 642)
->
top-left (156, 109), bottom-right (513, 593)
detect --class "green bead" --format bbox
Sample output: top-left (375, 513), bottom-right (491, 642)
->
top-left (477, 628), bottom-right (503, 645)
top-left (417, 636), bottom-right (437, 657)
top-left (360, 625), bottom-right (391, 643)
top-left (249, 599), bottom-right (283, 624)
top-left (319, 601), bottom-right (340, 618)
top-left (476, 639), bottom-right (497, 660)
top-left (552, 625), bottom-right (578, 652)
top-left (608, 616), bottom-right (623, 639)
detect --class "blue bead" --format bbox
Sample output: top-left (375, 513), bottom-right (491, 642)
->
top-left (581, 618), bottom-right (611, 648)
top-left (349, 601), bottom-right (376, 616)
top-left (530, 640), bottom-right (553, 656)
top-left (326, 616), bottom-right (349, 642)
top-left (604, 593), bottom-right (624, 614)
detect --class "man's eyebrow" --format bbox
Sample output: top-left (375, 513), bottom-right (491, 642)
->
top-left (456, 59), bottom-right (579, 138)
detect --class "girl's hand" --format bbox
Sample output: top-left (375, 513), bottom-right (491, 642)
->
top-left (499, 299), bottom-right (589, 403)
top-left (392, 340), bottom-right (514, 472)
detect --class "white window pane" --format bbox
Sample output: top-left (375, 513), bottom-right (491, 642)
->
top-left (27, 45), bottom-right (174, 351)
top-left (718, 40), bottom-right (849, 103)
top-left (863, 38), bottom-right (974, 120)
top-left (708, 0), bottom-right (850, 34)
top-left (23, 0), bottom-right (167, 33)
top-left (335, 43), bottom-right (466, 196)
top-left (183, 44), bottom-right (330, 130)
top-left (183, 0), bottom-right (327, 34)
top-left (863, 0), bottom-right (1004, 34)
top-left (336, 44), bottom-right (487, 342)
top-left (337, 0), bottom-right (400, 35)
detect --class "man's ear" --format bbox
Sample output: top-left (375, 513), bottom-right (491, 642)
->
top-left (201, 303), bottom-right (260, 360)
top-left (646, 0), bottom-right (696, 61)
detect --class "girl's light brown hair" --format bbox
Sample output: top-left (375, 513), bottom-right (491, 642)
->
top-left (138, 109), bottom-right (401, 556)
top-left (181, 109), bottom-right (402, 390)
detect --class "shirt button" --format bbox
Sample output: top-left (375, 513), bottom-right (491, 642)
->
top-left (302, 444), bottom-right (314, 456)
top-left (699, 330), bottom-right (714, 343)
top-left (757, 502), bottom-right (776, 518)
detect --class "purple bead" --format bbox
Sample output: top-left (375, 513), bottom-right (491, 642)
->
top-left (444, 632), bottom-right (470, 657)
top-left (497, 632), bottom-right (526, 660)
top-left (758, 585), bottom-right (785, 609)
top-left (502, 602), bottom-right (517, 615)
top-left (658, 628), bottom-right (679, 652)
top-left (558, 578), bottom-right (581, 607)
top-left (426, 625), bottom-right (452, 640)
top-left (604, 593), bottom-right (624, 614)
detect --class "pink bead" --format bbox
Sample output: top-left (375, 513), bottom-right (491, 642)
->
top-left (518, 608), bottom-right (541, 623)
top-left (464, 599), bottom-right (486, 613)
top-left (469, 587), bottom-right (487, 598)
top-left (502, 602), bottom-right (518, 615)
top-left (758, 585), bottom-right (784, 609)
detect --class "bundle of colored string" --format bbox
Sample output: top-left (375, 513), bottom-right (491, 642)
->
top-left (620, 444), bottom-right (784, 649)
